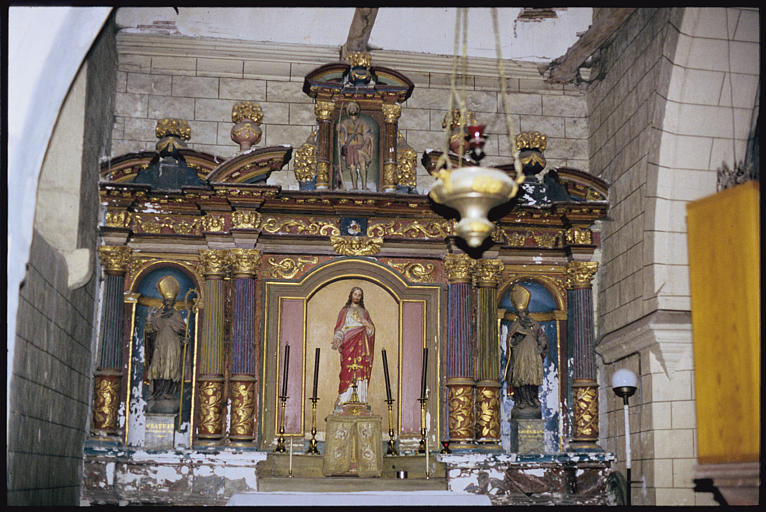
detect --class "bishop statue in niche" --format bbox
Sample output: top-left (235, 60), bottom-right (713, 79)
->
top-left (504, 284), bottom-right (549, 419)
top-left (144, 275), bottom-right (189, 414)
top-left (335, 102), bottom-right (379, 191)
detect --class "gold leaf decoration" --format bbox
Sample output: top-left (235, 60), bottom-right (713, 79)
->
top-left (330, 236), bottom-right (383, 256)
top-left (232, 210), bottom-right (261, 230)
top-left (367, 219), bottom-right (452, 239)
top-left (262, 217), bottom-right (340, 237)
top-left (389, 261), bottom-right (435, 283)
top-left (267, 256), bottom-right (318, 279)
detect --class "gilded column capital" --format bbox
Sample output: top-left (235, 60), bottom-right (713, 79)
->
top-left (566, 261), bottom-right (598, 289)
top-left (443, 253), bottom-right (474, 283)
top-left (199, 249), bottom-right (231, 278)
top-left (314, 100), bottom-right (336, 121)
top-left (230, 249), bottom-right (262, 277)
top-left (382, 103), bottom-right (402, 123)
top-left (98, 246), bottom-right (132, 274)
top-left (473, 258), bottom-right (504, 287)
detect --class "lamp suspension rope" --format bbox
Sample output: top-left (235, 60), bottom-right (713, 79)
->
top-left (441, 8), bottom-right (471, 170)
top-left (491, 8), bottom-right (524, 183)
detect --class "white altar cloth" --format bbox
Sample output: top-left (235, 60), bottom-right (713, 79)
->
top-left (227, 490), bottom-right (492, 506)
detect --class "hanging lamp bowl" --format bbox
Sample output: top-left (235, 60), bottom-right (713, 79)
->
top-left (429, 166), bottom-right (520, 247)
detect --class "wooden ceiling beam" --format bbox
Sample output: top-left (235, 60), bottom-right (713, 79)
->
top-left (541, 8), bottom-right (636, 83)
top-left (340, 8), bottom-right (379, 61)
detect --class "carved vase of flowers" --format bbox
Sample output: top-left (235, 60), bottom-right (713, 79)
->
top-left (231, 101), bottom-right (264, 152)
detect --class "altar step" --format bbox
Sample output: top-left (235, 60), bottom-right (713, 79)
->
top-left (256, 453), bottom-right (448, 492)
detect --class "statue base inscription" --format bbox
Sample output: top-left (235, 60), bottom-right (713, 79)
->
top-left (510, 418), bottom-right (544, 454)
top-left (322, 403), bottom-right (383, 477)
top-left (145, 413), bottom-right (176, 450)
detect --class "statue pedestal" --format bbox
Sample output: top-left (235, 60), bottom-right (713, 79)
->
top-left (510, 418), bottom-right (544, 453)
top-left (145, 413), bottom-right (176, 450)
top-left (322, 403), bottom-right (383, 477)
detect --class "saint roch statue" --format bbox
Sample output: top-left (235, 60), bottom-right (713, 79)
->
top-left (145, 275), bottom-right (188, 413)
top-left (331, 286), bottom-right (375, 410)
top-left (504, 285), bottom-right (549, 419)
top-left (338, 102), bottom-right (374, 190)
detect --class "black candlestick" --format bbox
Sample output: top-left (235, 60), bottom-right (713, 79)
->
top-left (281, 344), bottom-right (290, 397)
top-left (312, 347), bottom-right (320, 399)
top-left (382, 349), bottom-right (392, 402)
top-left (420, 347), bottom-right (428, 399)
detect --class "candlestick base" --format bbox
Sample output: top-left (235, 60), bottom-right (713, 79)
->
top-left (386, 436), bottom-right (398, 456)
top-left (418, 431), bottom-right (427, 454)
top-left (275, 433), bottom-right (287, 453)
top-left (306, 437), bottom-right (319, 455)
top-left (417, 396), bottom-right (428, 454)
top-left (275, 396), bottom-right (288, 453)
top-left (306, 397), bottom-right (320, 455)
top-left (384, 399), bottom-right (398, 456)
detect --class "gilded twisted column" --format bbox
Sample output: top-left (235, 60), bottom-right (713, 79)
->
top-left (92, 246), bottom-right (132, 437)
top-left (314, 99), bottom-right (336, 190)
top-left (444, 254), bottom-right (476, 448)
top-left (474, 258), bottom-right (504, 446)
top-left (196, 249), bottom-right (230, 443)
top-left (229, 249), bottom-right (261, 444)
top-left (566, 261), bottom-right (600, 448)
top-left (381, 103), bottom-right (401, 192)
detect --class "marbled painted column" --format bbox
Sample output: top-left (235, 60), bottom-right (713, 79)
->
top-left (566, 261), bottom-right (600, 448)
top-left (381, 102), bottom-right (401, 192)
top-left (473, 258), bottom-right (504, 446)
top-left (92, 246), bottom-right (132, 437)
top-left (444, 254), bottom-right (476, 448)
top-left (229, 248), bottom-right (261, 444)
top-left (314, 99), bottom-right (336, 190)
top-left (196, 249), bottom-right (230, 444)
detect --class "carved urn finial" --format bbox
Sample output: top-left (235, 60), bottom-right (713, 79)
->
top-left (231, 101), bottom-right (264, 152)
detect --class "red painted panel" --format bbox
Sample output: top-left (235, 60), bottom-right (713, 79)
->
top-left (279, 298), bottom-right (304, 433)
top-left (400, 301), bottom-right (424, 433)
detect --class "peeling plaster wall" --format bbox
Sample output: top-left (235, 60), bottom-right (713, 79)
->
top-left (82, 449), bottom-right (267, 506)
top-left (82, 450), bottom-right (612, 506)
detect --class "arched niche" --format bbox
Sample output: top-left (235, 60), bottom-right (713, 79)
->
top-left (259, 257), bottom-right (442, 451)
top-left (498, 277), bottom-right (566, 453)
top-left (123, 262), bottom-right (202, 448)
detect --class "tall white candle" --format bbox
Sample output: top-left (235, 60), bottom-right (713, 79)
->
top-left (289, 437), bottom-right (293, 476)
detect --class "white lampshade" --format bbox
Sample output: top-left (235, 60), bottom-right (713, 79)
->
top-left (611, 368), bottom-right (638, 395)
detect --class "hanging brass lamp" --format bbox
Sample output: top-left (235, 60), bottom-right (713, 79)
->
top-left (428, 8), bottom-right (525, 249)
top-left (429, 125), bottom-right (522, 247)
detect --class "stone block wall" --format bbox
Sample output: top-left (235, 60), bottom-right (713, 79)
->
top-left (109, 32), bottom-right (590, 193)
top-left (7, 18), bottom-right (117, 506)
top-left (590, 7), bottom-right (759, 335)
top-left (590, 7), bottom-right (758, 506)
